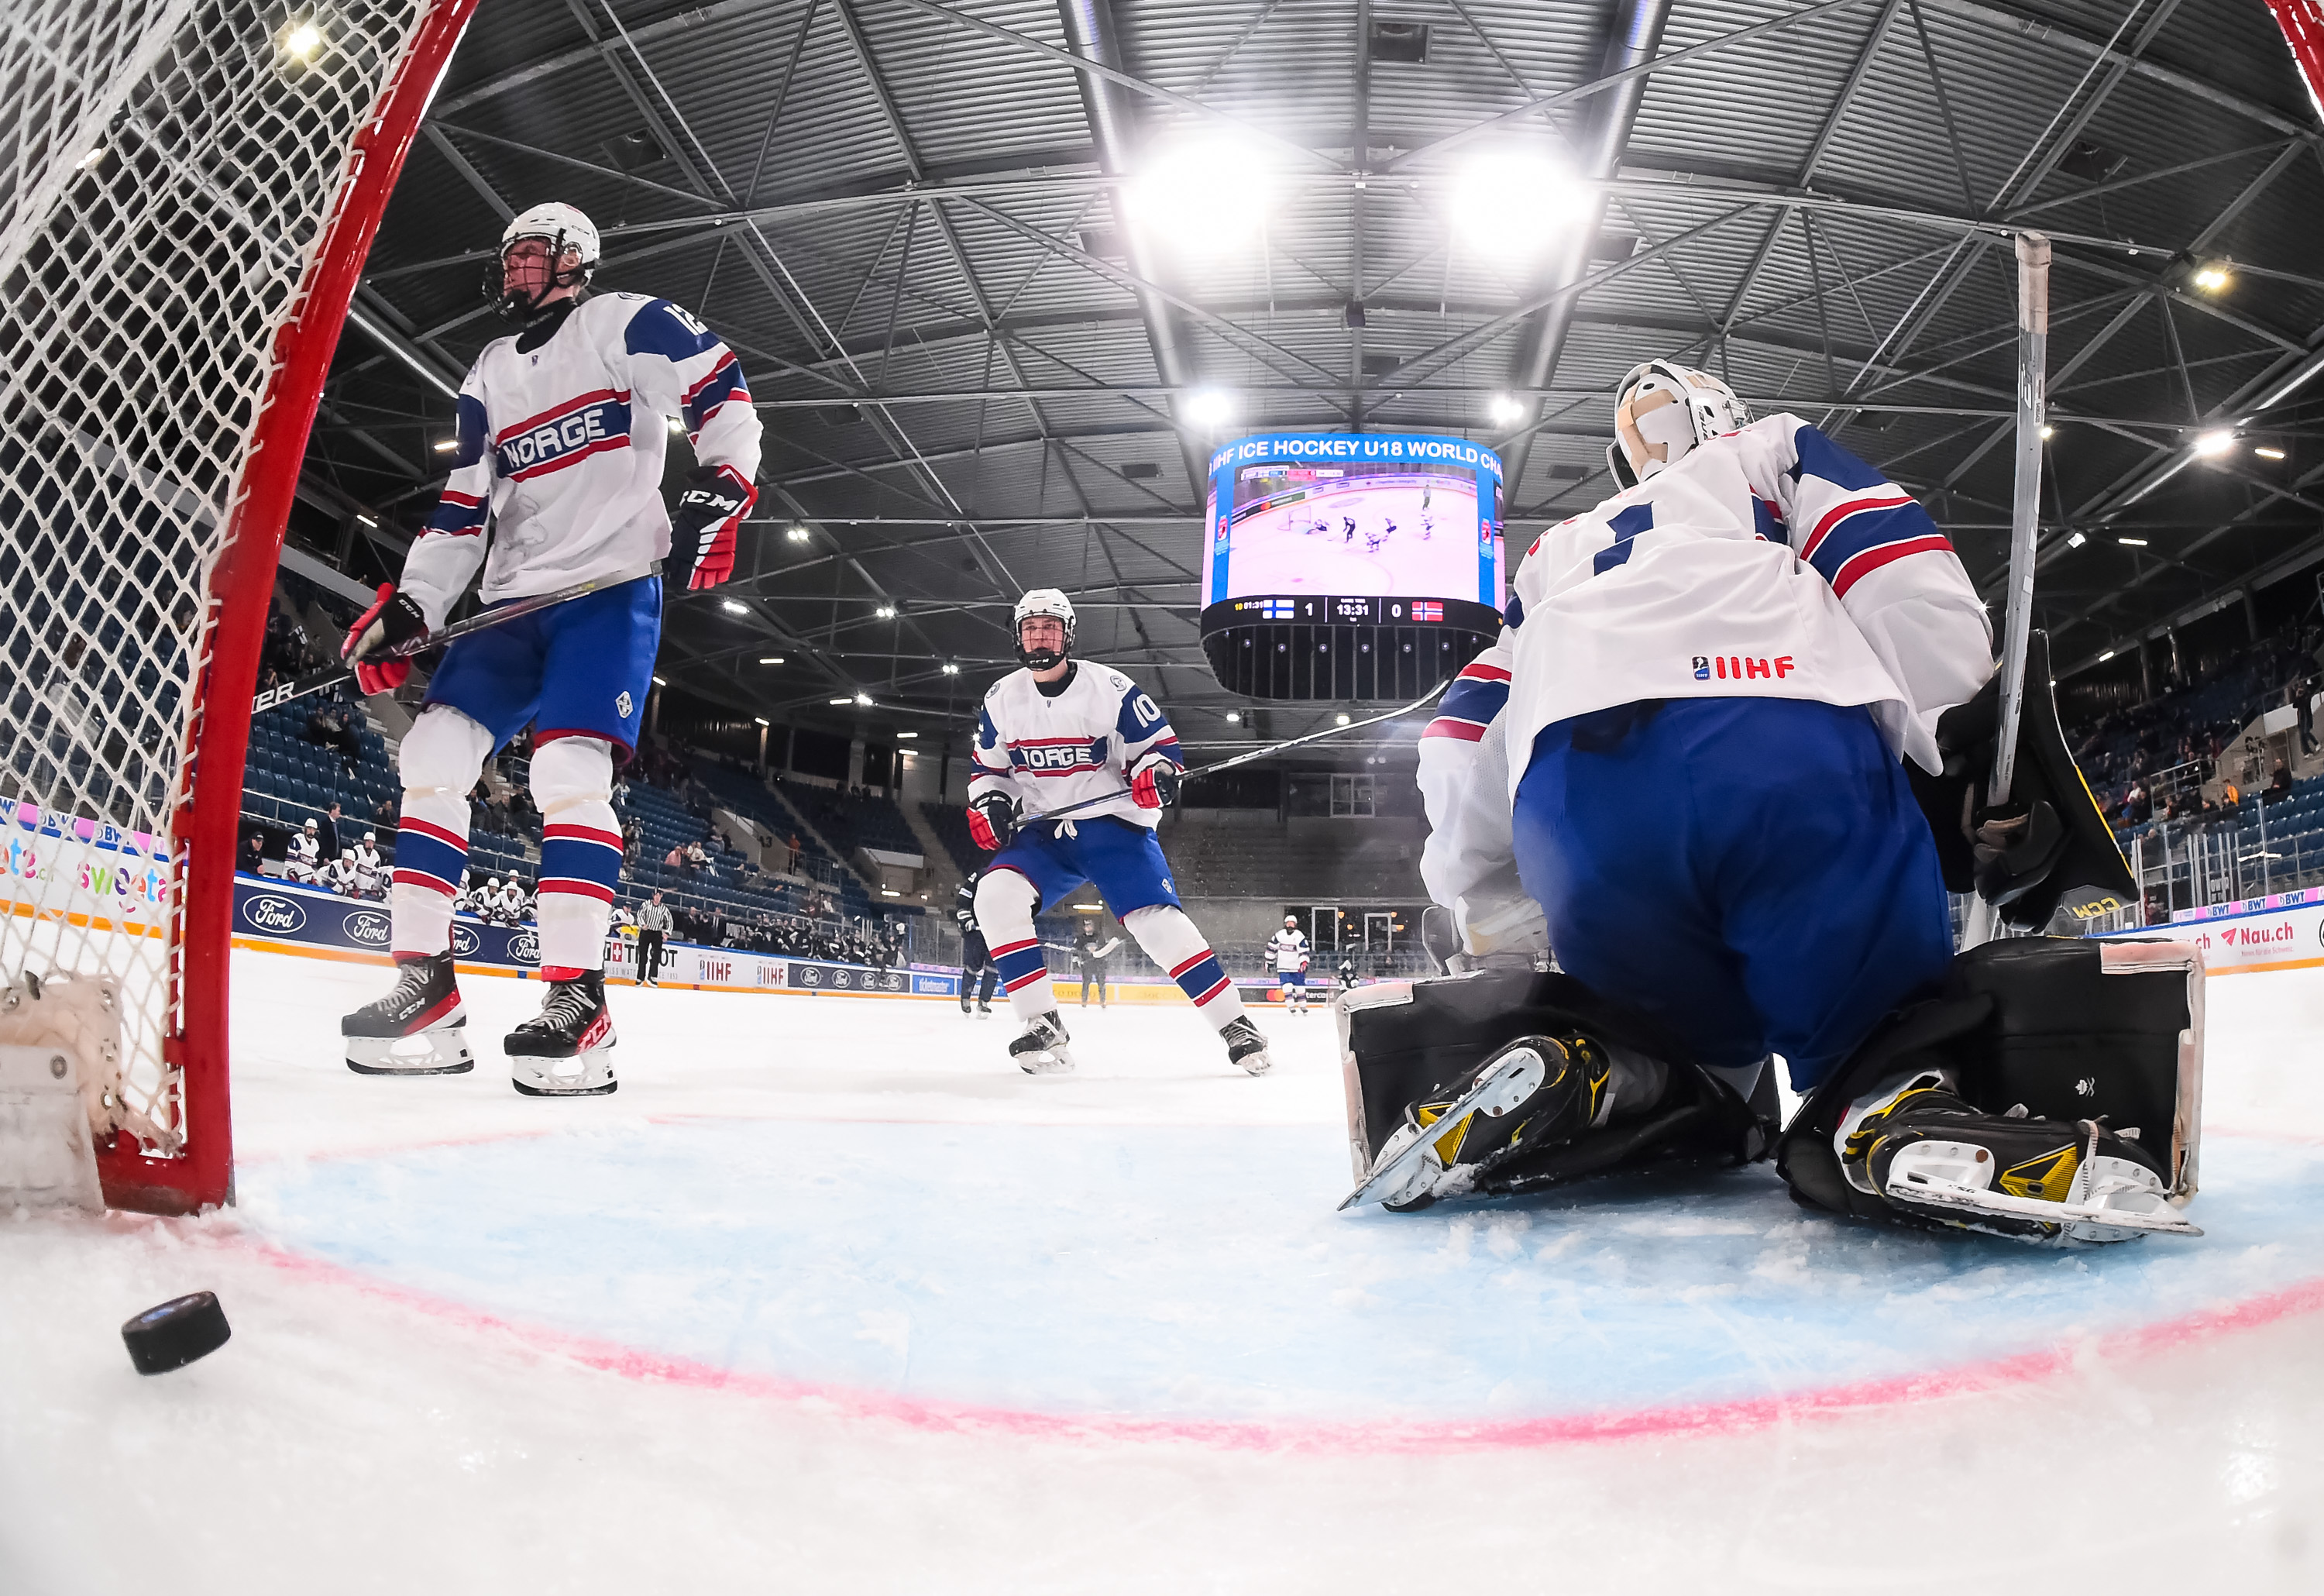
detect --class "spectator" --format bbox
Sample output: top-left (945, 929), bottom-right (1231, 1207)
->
top-left (665, 842), bottom-right (686, 871)
top-left (2268, 758), bottom-right (2293, 797)
top-left (2302, 678), bottom-right (2319, 756)
top-left (786, 832), bottom-right (802, 874)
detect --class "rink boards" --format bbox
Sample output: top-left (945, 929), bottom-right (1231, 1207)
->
top-left (2101, 889), bottom-right (2324, 975)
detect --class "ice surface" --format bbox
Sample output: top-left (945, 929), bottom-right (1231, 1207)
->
top-left (5, 948), bottom-right (2322, 1592)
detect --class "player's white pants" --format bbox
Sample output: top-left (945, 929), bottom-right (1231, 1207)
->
top-left (974, 869), bottom-right (1055, 1021)
top-left (389, 707), bottom-right (491, 959)
top-left (1122, 904), bottom-right (1248, 1033)
top-left (529, 734), bottom-right (620, 976)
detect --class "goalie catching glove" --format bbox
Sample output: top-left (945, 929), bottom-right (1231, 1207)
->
top-left (1129, 755), bottom-right (1180, 810)
top-left (667, 465), bottom-right (755, 591)
top-left (341, 583), bottom-right (430, 696)
top-left (968, 793), bottom-right (1019, 851)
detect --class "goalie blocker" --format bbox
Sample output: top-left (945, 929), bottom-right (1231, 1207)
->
top-left (1912, 629), bottom-right (2137, 930)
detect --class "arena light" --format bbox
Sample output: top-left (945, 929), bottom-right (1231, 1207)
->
top-left (1336, 713), bottom-right (1352, 725)
top-left (281, 22), bottom-right (323, 60)
top-left (355, 513), bottom-right (377, 528)
top-left (1488, 393), bottom-right (1526, 426)
top-left (855, 692), bottom-right (873, 707)
top-left (881, 889), bottom-right (901, 898)
top-left (2100, 650), bottom-right (2116, 661)
top-left (786, 524), bottom-right (810, 542)
top-left (1184, 387), bottom-right (1235, 428)
top-left (2193, 430), bottom-right (2236, 457)
top-left (432, 438), bottom-right (456, 452)
top-left (827, 697), bottom-right (851, 706)
top-left (897, 731), bottom-right (918, 738)
top-left (668, 418), bottom-right (685, 434)
top-left (1225, 711), bottom-right (1240, 724)
top-left (2118, 537), bottom-right (2149, 546)
top-left (2065, 531), bottom-right (2086, 548)
top-left (651, 676), bottom-right (667, 686)
top-left (875, 604), bottom-right (896, 619)
top-left (2192, 262), bottom-right (2232, 293)
top-left (758, 655), bottom-right (784, 665)
top-left (720, 599), bottom-right (749, 615)
top-left (2256, 445), bottom-right (2288, 460)
top-left (74, 146), bottom-right (105, 171)
top-left (2039, 424), bottom-right (2054, 439)
top-left (753, 717), bottom-right (768, 727)
top-left (1451, 147), bottom-right (1589, 257)
top-left (1123, 135), bottom-right (1274, 257)
top-left (940, 661), bottom-right (961, 675)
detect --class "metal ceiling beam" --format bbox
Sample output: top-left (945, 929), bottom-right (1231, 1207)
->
top-left (1504, 0), bottom-right (1673, 493)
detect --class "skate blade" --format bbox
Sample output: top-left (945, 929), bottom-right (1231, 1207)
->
top-left (1339, 1044), bottom-right (1545, 1211)
top-left (1233, 1050), bottom-right (1273, 1076)
top-left (345, 1032), bottom-right (473, 1076)
top-left (511, 1074), bottom-right (619, 1096)
top-left (1889, 1173), bottom-right (2202, 1237)
top-left (1016, 1048), bottom-right (1074, 1075)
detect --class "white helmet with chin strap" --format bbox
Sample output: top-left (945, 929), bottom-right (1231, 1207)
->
top-left (1012, 587), bottom-right (1077, 669)
top-left (492, 201), bottom-right (600, 319)
top-left (1607, 359), bottom-right (1752, 488)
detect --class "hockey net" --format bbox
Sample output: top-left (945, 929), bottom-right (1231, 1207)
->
top-left (0, 0), bottom-right (476, 1213)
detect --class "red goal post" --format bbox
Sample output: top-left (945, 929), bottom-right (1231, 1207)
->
top-left (1, 0), bottom-right (477, 1214)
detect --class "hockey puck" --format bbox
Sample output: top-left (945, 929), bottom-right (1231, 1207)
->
top-left (121, 1291), bottom-right (231, 1375)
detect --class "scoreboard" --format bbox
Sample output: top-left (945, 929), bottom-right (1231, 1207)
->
top-left (1198, 432), bottom-right (1505, 701)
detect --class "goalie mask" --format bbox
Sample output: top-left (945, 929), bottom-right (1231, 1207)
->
top-left (488, 201), bottom-right (600, 322)
top-left (1012, 587), bottom-right (1077, 671)
top-left (1607, 359), bottom-right (1752, 488)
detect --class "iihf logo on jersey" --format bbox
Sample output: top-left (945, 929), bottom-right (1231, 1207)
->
top-left (1693, 653), bottom-right (1796, 681)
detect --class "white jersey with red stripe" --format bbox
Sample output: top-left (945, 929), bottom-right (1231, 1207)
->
top-left (399, 292), bottom-right (762, 628)
top-left (1417, 414), bottom-right (1991, 917)
top-left (1265, 928), bottom-right (1309, 974)
top-left (968, 660), bottom-right (1184, 830)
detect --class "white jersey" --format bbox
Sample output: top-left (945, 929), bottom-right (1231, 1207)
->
top-left (325, 856), bottom-right (359, 896)
top-left (969, 661), bottom-right (1184, 830)
top-left (1266, 929), bottom-right (1310, 974)
top-left (1417, 414), bottom-right (1992, 920)
top-left (401, 292), bottom-right (763, 628)
top-left (287, 833), bottom-right (319, 879)
top-left (349, 843), bottom-right (382, 889)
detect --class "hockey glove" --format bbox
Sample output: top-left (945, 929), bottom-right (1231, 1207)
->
top-left (967, 793), bottom-right (1019, 851)
top-left (342, 583), bottom-right (429, 696)
top-left (667, 464), bottom-right (756, 591)
top-left (1129, 756), bottom-right (1181, 810)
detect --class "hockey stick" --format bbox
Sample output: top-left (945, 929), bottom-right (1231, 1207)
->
top-left (1023, 678), bottom-right (1453, 826)
top-left (1963, 232), bottom-right (2049, 947)
top-left (250, 561), bottom-right (663, 714)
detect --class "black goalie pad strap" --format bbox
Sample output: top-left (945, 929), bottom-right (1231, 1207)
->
top-left (1929, 631), bottom-right (2137, 930)
top-left (1778, 936), bottom-right (2200, 1220)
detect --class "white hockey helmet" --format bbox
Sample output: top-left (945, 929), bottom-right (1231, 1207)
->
top-left (1607, 359), bottom-right (1752, 487)
top-left (1012, 587), bottom-right (1077, 669)
top-left (492, 201), bottom-right (599, 318)
top-left (303, 818), bottom-right (318, 831)
top-left (363, 831), bottom-right (376, 844)
top-left (487, 877), bottom-right (501, 889)
top-left (1284, 915), bottom-right (1298, 929)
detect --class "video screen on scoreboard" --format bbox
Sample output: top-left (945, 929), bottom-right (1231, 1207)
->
top-left (1201, 432), bottom-right (1504, 614)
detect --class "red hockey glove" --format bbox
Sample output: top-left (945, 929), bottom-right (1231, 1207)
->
top-left (669, 464), bottom-right (755, 591)
top-left (967, 793), bottom-right (1018, 851)
top-left (342, 583), bottom-right (428, 696)
top-left (1129, 757), bottom-right (1181, 810)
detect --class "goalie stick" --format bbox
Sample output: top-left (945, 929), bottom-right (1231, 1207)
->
top-left (249, 562), bottom-right (662, 715)
top-left (1027, 679), bottom-right (1452, 826)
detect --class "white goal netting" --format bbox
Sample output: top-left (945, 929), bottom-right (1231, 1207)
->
top-left (1, 0), bottom-right (452, 1206)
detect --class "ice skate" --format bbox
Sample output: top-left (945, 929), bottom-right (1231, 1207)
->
top-left (1009, 1010), bottom-right (1074, 1074)
top-left (1344, 1033), bottom-right (1612, 1212)
top-left (506, 970), bottom-right (618, 1096)
top-left (978, 1001), bottom-right (993, 1016)
top-left (1221, 1016), bottom-right (1272, 1075)
top-left (1838, 1072), bottom-right (2198, 1243)
top-left (342, 952), bottom-right (472, 1075)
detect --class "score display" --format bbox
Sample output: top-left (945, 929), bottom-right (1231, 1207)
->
top-left (1198, 432), bottom-right (1504, 701)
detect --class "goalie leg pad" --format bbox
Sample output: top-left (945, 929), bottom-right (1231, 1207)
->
top-left (1338, 968), bottom-right (1776, 1211)
top-left (1777, 934), bottom-right (2204, 1242)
